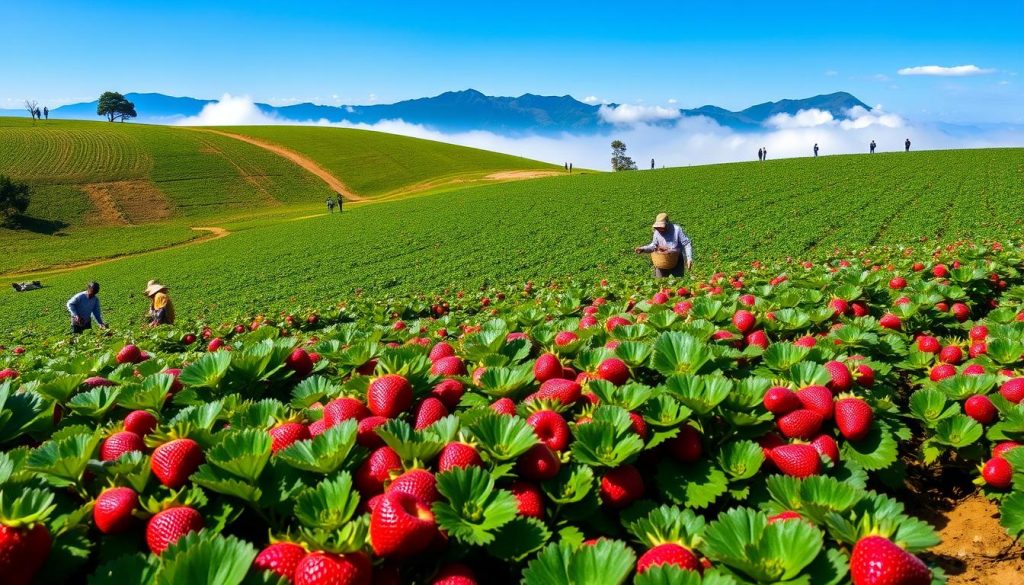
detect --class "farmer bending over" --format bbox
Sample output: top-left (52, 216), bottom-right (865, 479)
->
top-left (144, 280), bottom-right (175, 326)
top-left (635, 213), bottom-right (693, 278)
top-left (67, 281), bottom-right (107, 334)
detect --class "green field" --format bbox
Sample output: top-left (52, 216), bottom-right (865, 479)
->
top-left (0, 118), bottom-right (557, 273)
top-left (2, 147), bottom-right (1021, 333)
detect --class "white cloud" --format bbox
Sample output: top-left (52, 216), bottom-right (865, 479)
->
top-left (898, 65), bottom-right (995, 77)
top-left (667, 98), bottom-right (678, 104)
top-left (598, 104), bottom-right (681, 124)
top-left (765, 109), bottom-right (836, 129)
top-left (170, 95), bottom-right (1024, 172)
top-left (825, 70), bottom-right (839, 77)
top-left (582, 96), bottom-right (600, 104)
top-left (174, 94), bottom-right (280, 125)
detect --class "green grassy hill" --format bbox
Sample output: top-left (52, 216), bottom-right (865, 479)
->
top-left (220, 125), bottom-right (560, 198)
top-left (2, 148), bottom-right (1020, 332)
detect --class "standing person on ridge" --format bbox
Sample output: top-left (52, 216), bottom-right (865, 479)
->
top-left (564, 162), bottom-right (568, 172)
top-left (569, 163), bottom-right (573, 173)
top-left (651, 158), bottom-right (655, 170)
top-left (905, 138), bottom-right (911, 152)
top-left (813, 143), bottom-right (819, 157)
top-left (66, 282), bottom-right (107, 334)
top-left (634, 213), bottom-right (693, 279)
top-left (870, 140), bottom-right (876, 154)
top-left (757, 148), bottom-right (763, 162)
top-left (762, 146), bottom-right (767, 161)
top-left (326, 196), bottom-right (335, 214)
top-left (337, 194), bottom-right (343, 213)
top-left (144, 281), bottom-right (175, 326)
top-left (43, 106), bottom-right (48, 120)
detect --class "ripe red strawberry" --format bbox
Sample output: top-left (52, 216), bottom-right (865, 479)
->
top-left (628, 411), bottom-right (649, 440)
top-left (854, 364), bottom-right (876, 388)
top-left (529, 378), bottom-right (581, 405)
top-left (769, 444), bottom-right (821, 477)
top-left (824, 361), bottom-right (853, 392)
top-left (146, 506), bottom-right (203, 555)
top-left (777, 409), bottom-right (825, 439)
top-left (253, 542), bottom-right (306, 580)
top-left (757, 432), bottom-right (786, 458)
top-left (554, 331), bottom-right (579, 346)
top-left (993, 442), bottom-right (1022, 458)
top-left (916, 336), bottom-right (941, 354)
top-left (370, 490), bottom-right (438, 558)
top-left (965, 395), bottom-right (998, 425)
top-left (116, 344), bottom-right (143, 364)
top-left (1000, 378), bottom-right (1024, 404)
top-left (294, 550), bottom-right (372, 585)
top-left (534, 353), bottom-right (564, 383)
top-left (738, 293), bottom-right (756, 306)
top-left (879, 314), bottom-right (901, 330)
top-left (93, 487), bottom-right (138, 534)
top-left (355, 446), bottom-right (402, 495)
top-left (151, 438), bottom-right (204, 488)
top-left (668, 425), bottom-right (703, 462)
top-left (431, 379), bottom-right (465, 410)
top-left (889, 277), bottom-right (907, 290)
top-left (768, 511), bottom-right (803, 523)
top-left (932, 264), bottom-right (949, 278)
top-left (285, 348), bottom-right (315, 378)
top-left (507, 481), bottom-right (544, 519)
top-left (124, 410), bottom-right (158, 436)
top-left (951, 303), bottom-right (970, 322)
top-left (387, 469), bottom-right (439, 504)
top-left (429, 342), bottom-right (456, 361)
top-left (437, 442), bottom-right (483, 472)
top-left (527, 410), bottom-right (570, 451)
top-left (636, 543), bottom-right (700, 574)
top-left (517, 444), bottom-right (561, 480)
top-left (324, 397), bottom-right (370, 426)
top-left (413, 398), bottom-right (449, 430)
top-left (763, 386), bottom-right (801, 414)
top-left (490, 397), bottom-right (517, 416)
top-left (356, 416), bottom-right (388, 448)
top-left (849, 535), bottom-right (931, 585)
top-left (0, 522), bottom-right (51, 585)
top-left (207, 337), bottom-right (226, 352)
top-left (430, 356), bottom-right (466, 377)
top-left (746, 330), bottom-right (769, 349)
top-left (308, 418), bottom-right (328, 437)
top-left (270, 421), bottom-right (311, 453)
top-left (970, 325), bottom-right (989, 341)
top-left (968, 342), bottom-right (987, 359)
top-left (431, 562), bottom-right (477, 585)
top-left (835, 398), bottom-right (873, 441)
top-left (599, 464), bottom-right (645, 509)
top-left (930, 364), bottom-right (956, 382)
top-left (797, 386), bottom-right (834, 419)
top-left (368, 374), bottom-right (414, 418)
top-left (810, 434), bottom-right (840, 463)
top-left (605, 316), bottom-right (631, 332)
top-left (0, 368), bottom-right (18, 381)
top-left (595, 358), bottom-right (630, 386)
top-left (982, 457), bottom-right (1013, 489)
top-left (101, 431), bottom-right (145, 461)
top-left (828, 298), bottom-right (850, 316)
top-left (732, 310), bottom-right (756, 334)
top-left (794, 335), bottom-right (817, 349)
top-left (938, 345), bottom-right (963, 365)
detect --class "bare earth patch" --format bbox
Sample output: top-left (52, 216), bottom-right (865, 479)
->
top-left (924, 493), bottom-right (1024, 584)
top-left (485, 170), bottom-right (563, 180)
top-left (81, 181), bottom-right (172, 225)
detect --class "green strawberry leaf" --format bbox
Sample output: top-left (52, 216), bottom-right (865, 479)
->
top-left (664, 375), bottom-right (732, 415)
top-left (178, 351), bottom-right (232, 389)
top-left (931, 415), bottom-right (983, 448)
top-left (634, 566), bottom-right (740, 585)
top-left (716, 440), bottom-right (764, 480)
top-left (433, 466), bottom-right (518, 546)
top-left (650, 332), bottom-right (713, 377)
top-left (521, 539), bottom-right (636, 585)
top-left (87, 553), bottom-right (156, 585)
top-left (465, 411), bottom-right (537, 462)
top-left (276, 420), bottom-right (359, 475)
top-left (626, 504), bottom-right (706, 548)
top-left (999, 490), bottom-right (1024, 538)
top-left (908, 390), bottom-right (959, 427)
top-left (290, 376), bottom-right (340, 409)
top-left (486, 516), bottom-right (551, 561)
top-left (375, 418), bottom-right (446, 464)
top-left (207, 429), bottom-right (273, 482)
top-left (155, 531), bottom-right (257, 585)
top-left (643, 395), bottom-right (692, 429)
top-left (27, 431), bottom-right (103, 488)
top-left (839, 420), bottom-right (899, 471)
top-left (656, 460), bottom-right (728, 509)
top-left (701, 507), bottom-right (823, 583)
top-left (293, 472), bottom-right (360, 530)
top-left (541, 464), bottom-right (594, 505)
top-left (191, 465), bottom-right (263, 503)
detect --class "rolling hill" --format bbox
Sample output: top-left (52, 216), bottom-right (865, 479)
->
top-left (2, 148), bottom-right (1020, 332)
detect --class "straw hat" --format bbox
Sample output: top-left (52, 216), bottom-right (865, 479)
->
top-left (652, 213), bottom-right (669, 228)
top-left (144, 280), bottom-right (168, 297)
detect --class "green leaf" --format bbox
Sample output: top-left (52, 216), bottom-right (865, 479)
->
top-left (487, 516), bottom-right (551, 561)
top-left (522, 539), bottom-right (636, 585)
top-left (293, 472), bottom-right (360, 530)
top-left (207, 429), bottom-right (273, 482)
top-left (656, 460), bottom-right (728, 509)
top-left (999, 490), bottom-right (1024, 538)
top-left (87, 553), bottom-right (156, 585)
top-left (155, 531), bottom-right (257, 585)
top-left (702, 507), bottom-right (823, 583)
top-left (627, 505), bottom-right (705, 548)
top-left (571, 407), bottom-right (645, 468)
top-left (465, 411), bottom-right (537, 462)
top-left (178, 351), bottom-right (232, 389)
top-left (664, 375), bottom-right (732, 415)
top-left (375, 418), bottom-right (446, 464)
top-left (66, 385), bottom-right (121, 420)
top-left (908, 390), bottom-right (959, 426)
top-left (650, 333), bottom-right (713, 376)
top-left (290, 376), bottom-right (340, 409)
top-left (840, 421), bottom-right (899, 471)
top-left (716, 441), bottom-right (764, 480)
top-left (190, 466), bottom-right (263, 503)
top-left (27, 432), bottom-right (103, 487)
top-left (932, 415), bottom-right (984, 448)
top-left (432, 467), bottom-right (518, 546)
top-left (541, 464), bottom-right (595, 505)
top-left (276, 421), bottom-right (359, 475)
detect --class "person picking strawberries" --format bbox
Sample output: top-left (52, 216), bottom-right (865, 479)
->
top-left (635, 212), bottom-right (693, 278)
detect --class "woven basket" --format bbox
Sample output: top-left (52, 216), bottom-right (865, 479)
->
top-left (651, 251), bottom-right (680, 270)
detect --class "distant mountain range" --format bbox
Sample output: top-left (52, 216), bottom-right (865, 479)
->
top-left (5, 90), bottom-right (871, 134)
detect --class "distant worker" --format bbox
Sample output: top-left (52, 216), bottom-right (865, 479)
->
top-left (67, 281), bottom-right (107, 334)
top-left (757, 148), bottom-right (763, 162)
top-left (651, 158), bottom-right (655, 170)
top-left (635, 213), bottom-right (694, 278)
top-left (813, 143), bottom-right (819, 157)
top-left (905, 138), bottom-right (911, 152)
top-left (569, 163), bottom-right (573, 173)
top-left (327, 197), bottom-right (335, 214)
top-left (564, 162), bottom-right (568, 172)
top-left (762, 146), bottom-right (768, 161)
top-left (144, 280), bottom-right (175, 326)
top-left (870, 140), bottom-right (876, 154)
top-left (43, 107), bottom-right (48, 120)
top-left (337, 194), bottom-right (343, 213)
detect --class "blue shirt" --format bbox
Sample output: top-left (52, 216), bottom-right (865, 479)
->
top-left (639, 223), bottom-right (694, 260)
top-left (66, 291), bottom-right (104, 326)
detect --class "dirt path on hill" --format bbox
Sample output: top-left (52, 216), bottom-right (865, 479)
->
top-left (1, 227), bottom-right (230, 279)
top-left (191, 129), bottom-right (368, 202)
top-left (485, 170), bottom-right (562, 180)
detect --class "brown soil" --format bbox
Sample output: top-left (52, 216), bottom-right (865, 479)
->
top-left (191, 129), bottom-right (368, 202)
top-left (81, 181), bottom-right (172, 225)
top-left (922, 493), bottom-right (1024, 584)
top-left (485, 170), bottom-right (563, 180)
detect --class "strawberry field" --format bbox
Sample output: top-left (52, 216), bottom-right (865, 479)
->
top-left (3, 239), bottom-right (1024, 584)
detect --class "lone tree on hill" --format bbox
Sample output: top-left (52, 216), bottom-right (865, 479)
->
top-left (611, 140), bottom-right (637, 171)
top-left (24, 100), bottom-right (38, 121)
top-left (97, 91), bottom-right (137, 122)
top-left (0, 175), bottom-right (31, 224)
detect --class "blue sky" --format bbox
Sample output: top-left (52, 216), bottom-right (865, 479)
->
top-left (4, 0), bottom-right (1022, 124)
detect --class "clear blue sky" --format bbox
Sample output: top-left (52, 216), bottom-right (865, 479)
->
top-left (4, 0), bottom-right (1022, 123)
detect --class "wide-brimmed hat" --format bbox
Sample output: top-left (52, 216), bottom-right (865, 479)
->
top-left (144, 280), bottom-right (168, 297)
top-left (652, 213), bottom-right (669, 228)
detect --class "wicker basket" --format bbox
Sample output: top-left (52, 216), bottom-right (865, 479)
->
top-left (651, 251), bottom-right (680, 270)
